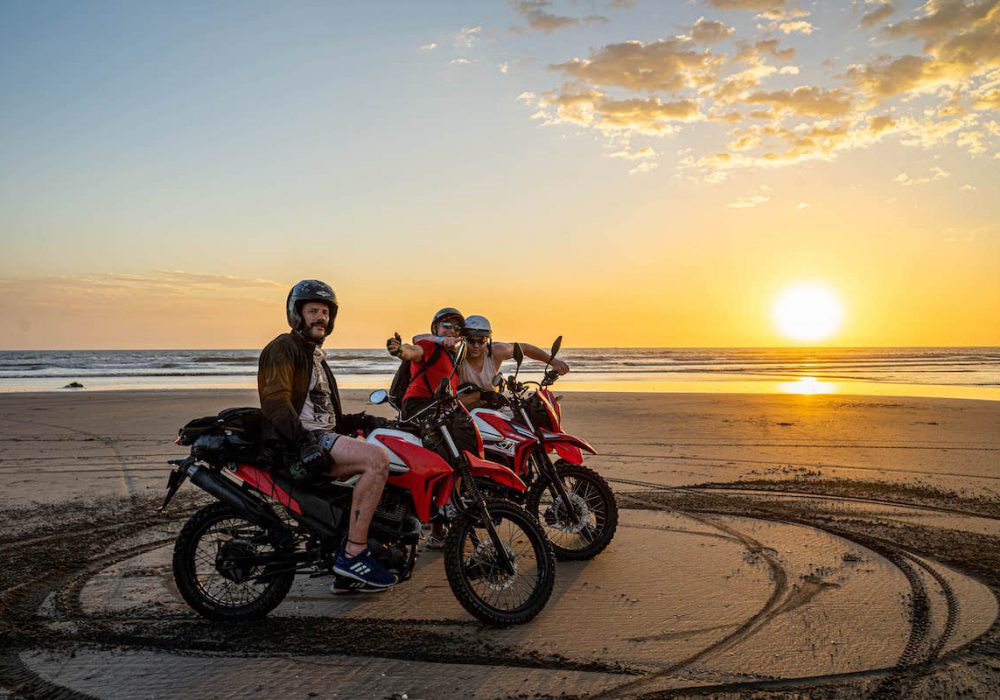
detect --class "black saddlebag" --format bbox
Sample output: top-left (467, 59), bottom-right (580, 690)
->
top-left (178, 407), bottom-right (270, 466)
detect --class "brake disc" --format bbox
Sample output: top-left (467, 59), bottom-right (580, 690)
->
top-left (466, 540), bottom-right (518, 591)
top-left (543, 492), bottom-right (591, 534)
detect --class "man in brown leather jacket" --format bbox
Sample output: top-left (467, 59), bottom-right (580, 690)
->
top-left (258, 280), bottom-right (396, 591)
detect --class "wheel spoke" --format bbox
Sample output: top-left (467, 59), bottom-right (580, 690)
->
top-left (189, 515), bottom-right (281, 608)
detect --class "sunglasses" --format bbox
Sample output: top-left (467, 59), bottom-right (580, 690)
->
top-left (438, 321), bottom-right (462, 330)
top-left (465, 337), bottom-right (488, 345)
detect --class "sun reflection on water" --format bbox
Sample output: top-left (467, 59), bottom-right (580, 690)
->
top-left (780, 376), bottom-right (837, 395)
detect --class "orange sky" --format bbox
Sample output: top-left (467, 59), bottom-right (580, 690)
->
top-left (1, 1), bottom-right (998, 349)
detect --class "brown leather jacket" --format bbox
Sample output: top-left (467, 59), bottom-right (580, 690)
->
top-left (257, 331), bottom-right (344, 448)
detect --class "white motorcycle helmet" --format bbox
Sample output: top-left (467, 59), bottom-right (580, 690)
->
top-left (463, 315), bottom-right (493, 355)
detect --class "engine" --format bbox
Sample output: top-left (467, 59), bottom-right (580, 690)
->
top-left (370, 488), bottom-right (421, 544)
top-left (369, 488), bottom-right (421, 578)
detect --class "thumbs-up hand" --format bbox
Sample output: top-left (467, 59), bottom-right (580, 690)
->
top-left (386, 332), bottom-right (403, 357)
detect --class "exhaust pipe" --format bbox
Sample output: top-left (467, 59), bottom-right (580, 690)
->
top-left (188, 465), bottom-right (286, 530)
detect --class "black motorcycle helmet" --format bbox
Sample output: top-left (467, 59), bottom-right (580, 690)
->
top-left (286, 280), bottom-right (338, 337)
top-left (431, 307), bottom-right (464, 333)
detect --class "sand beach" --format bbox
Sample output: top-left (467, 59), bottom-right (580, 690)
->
top-left (1, 389), bottom-right (999, 698)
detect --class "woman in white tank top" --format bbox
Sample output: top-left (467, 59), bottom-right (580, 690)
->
top-left (455, 315), bottom-right (571, 408)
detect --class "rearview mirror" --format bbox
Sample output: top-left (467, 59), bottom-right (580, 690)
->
top-left (492, 373), bottom-right (504, 388)
top-left (513, 343), bottom-right (524, 367)
top-left (368, 389), bottom-right (388, 405)
top-left (550, 335), bottom-right (562, 360)
top-left (453, 339), bottom-right (467, 367)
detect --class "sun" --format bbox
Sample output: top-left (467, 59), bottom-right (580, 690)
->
top-left (772, 283), bottom-right (844, 343)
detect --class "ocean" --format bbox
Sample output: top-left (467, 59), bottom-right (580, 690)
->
top-left (1, 347), bottom-right (999, 401)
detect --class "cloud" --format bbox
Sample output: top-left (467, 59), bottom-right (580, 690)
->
top-left (610, 0), bottom-right (637, 8)
top-left (736, 38), bottom-right (796, 63)
top-left (893, 166), bottom-right (951, 185)
top-left (529, 88), bottom-right (702, 134)
top-left (778, 20), bottom-right (814, 34)
top-left (847, 1), bottom-right (1000, 103)
top-left (153, 271), bottom-right (284, 289)
top-left (608, 146), bottom-right (659, 159)
top-left (499, 62), bottom-right (511, 74)
top-left (711, 62), bottom-right (784, 104)
top-left (744, 86), bottom-right (854, 117)
top-left (974, 85), bottom-right (1000, 110)
top-left (629, 162), bottom-right (659, 175)
top-left (688, 17), bottom-right (736, 44)
top-left (454, 26), bottom-right (483, 48)
top-left (795, 201), bottom-right (810, 209)
top-left (517, 0), bottom-right (1000, 178)
top-left (961, 183), bottom-right (978, 190)
top-left (691, 115), bottom-right (899, 174)
top-left (957, 129), bottom-right (988, 154)
top-left (509, 1), bottom-right (607, 33)
top-left (882, 0), bottom-right (998, 50)
top-left (0, 271), bottom-right (283, 302)
top-left (707, 0), bottom-right (789, 11)
top-left (550, 38), bottom-right (724, 92)
top-left (420, 42), bottom-right (438, 51)
top-left (848, 54), bottom-right (940, 99)
top-left (726, 194), bottom-right (770, 208)
top-left (860, 2), bottom-right (896, 29)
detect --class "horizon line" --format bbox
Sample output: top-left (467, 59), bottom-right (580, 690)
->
top-left (2, 344), bottom-right (1000, 353)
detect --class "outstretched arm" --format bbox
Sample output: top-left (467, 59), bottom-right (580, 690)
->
top-left (412, 332), bottom-right (461, 350)
top-left (386, 332), bottom-right (424, 362)
top-left (494, 341), bottom-right (570, 374)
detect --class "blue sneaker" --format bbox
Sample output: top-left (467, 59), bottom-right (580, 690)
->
top-left (330, 575), bottom-right (388, 594)
top-left (333, 547), bottom-right (397, 589)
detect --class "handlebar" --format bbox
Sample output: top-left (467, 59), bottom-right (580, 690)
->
top-left (504, 369), bottom-right (560, 397)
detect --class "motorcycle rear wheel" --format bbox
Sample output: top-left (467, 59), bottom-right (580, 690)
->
top-left (526, 462), bottom-right (618, 561)
top-left (173, 502), bottom-right (295, 620)
top-left (444, 499), bottom-right (555, 626)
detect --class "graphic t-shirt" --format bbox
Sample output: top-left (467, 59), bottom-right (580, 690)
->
top-left (299, 347), bottom-right (336, 431)
top-left (402, 339), bottom-right (458, 401)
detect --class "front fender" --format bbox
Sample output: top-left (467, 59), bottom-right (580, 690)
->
top-left (540, 431), bottom-right (596, 464)
top-left (464, 451), bottom-right (527, 493)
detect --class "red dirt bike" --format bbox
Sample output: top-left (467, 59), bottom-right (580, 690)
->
top-left (161, 380), bottom-right (555, 626)
top-left (470, 337), bottom-right (618, 560)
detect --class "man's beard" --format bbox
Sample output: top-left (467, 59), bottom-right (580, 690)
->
top-left (305, 324), bottom-right (326, 343)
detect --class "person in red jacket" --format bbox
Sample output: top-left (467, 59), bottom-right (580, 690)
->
top-left (386, 307), bottom-right (465, 550)
top-left (387, 307), bottom-right (465, 421)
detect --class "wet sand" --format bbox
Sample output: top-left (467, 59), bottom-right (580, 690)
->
top-left (1, 390), bottom-right (999, 698)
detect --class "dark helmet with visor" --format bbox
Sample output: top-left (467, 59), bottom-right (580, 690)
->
top-left (431, 307), bottom-right (464, 333)
top-left (287, 280), bottom-right (338, 337)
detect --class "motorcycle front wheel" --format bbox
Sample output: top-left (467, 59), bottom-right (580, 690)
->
top-left (444, 499), bottom-right (555, 626)
top-left (172, 502), bottom-right (295, 620)
top-left (526, 462), bottom-right (618, 561)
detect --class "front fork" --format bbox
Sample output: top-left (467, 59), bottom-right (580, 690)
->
top-left (440, 424), bottom-right (516, 576)
top-left (532, 447), bottom-right (581, 521)
top-left (515, 404), bottom-right (581, 522)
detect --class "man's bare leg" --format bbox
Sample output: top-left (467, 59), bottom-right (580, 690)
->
top-left (326, 437), bottom-right (390, 556)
